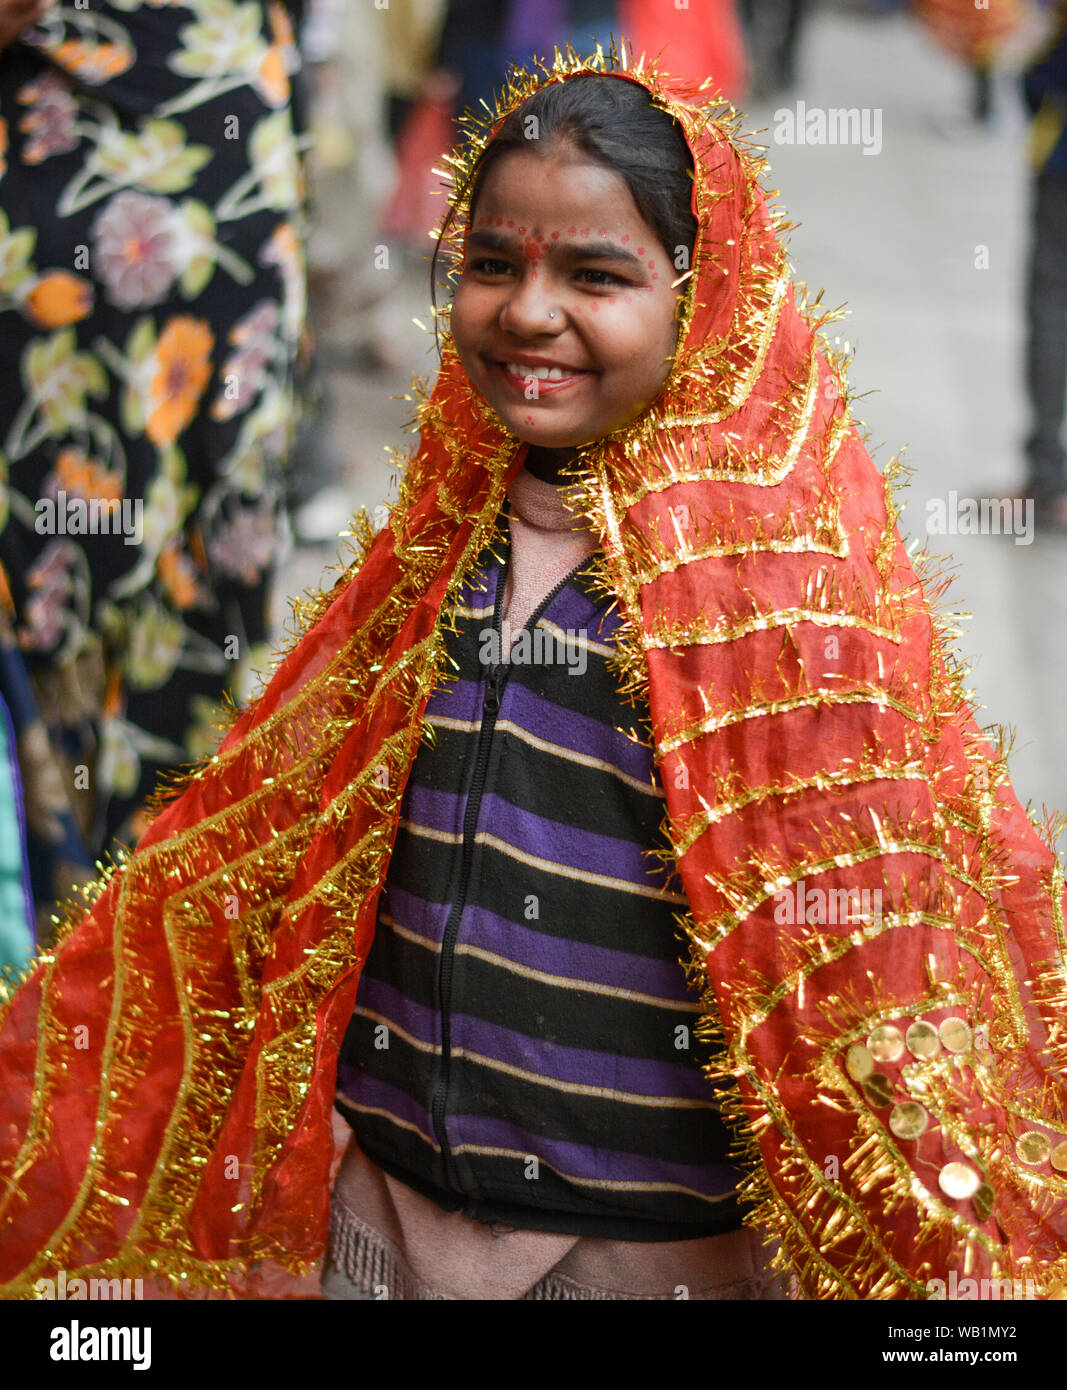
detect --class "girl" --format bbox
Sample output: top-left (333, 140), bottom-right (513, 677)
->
top-left (1, 48), bottom-right (1066, 1302)
top-left (325, 71), bottom-right (781, 1301)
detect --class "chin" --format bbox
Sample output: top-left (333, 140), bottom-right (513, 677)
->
top-left (494, 408), bottom-right (600, 450)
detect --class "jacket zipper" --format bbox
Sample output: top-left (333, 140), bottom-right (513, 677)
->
top-left (429, 540), bottom-right (593, 1193)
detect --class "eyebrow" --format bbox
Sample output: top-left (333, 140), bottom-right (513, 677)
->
top-left (466, 228), bottom-right (645, 268)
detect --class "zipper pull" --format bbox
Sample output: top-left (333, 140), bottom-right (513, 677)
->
top-left (484, 665), bottom-right (502, 714)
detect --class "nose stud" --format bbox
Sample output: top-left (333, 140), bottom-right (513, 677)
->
top-left (548, 310), bottom-right (556, 319)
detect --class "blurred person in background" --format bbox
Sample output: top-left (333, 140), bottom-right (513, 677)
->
top-left (618, 0), bottom-right (746, 98)
top-left (298, 0), bottom-right (401, 347)
top-left (292, 0), bottom-right (464, 546)
top-left (288, 0), bottom-right (394, 543)
top-left (738, 0), bottom-right (805, 98)
top-left (433, 0), bottom-right (745, 116)
top-left (1019, 1), bottom-right (1067, 523)
top-left (910, 0), bottom-right (1028, 122)
top-left (0, 0), bottom-right (307, 936)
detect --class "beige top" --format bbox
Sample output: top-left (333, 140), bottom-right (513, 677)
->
top-left (501, 465), bottom-right (598, 630)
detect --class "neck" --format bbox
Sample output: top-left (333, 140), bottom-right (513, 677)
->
top-left (524, 446), bottom-right (579, 486)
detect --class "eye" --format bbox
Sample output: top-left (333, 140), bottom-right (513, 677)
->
top-left (468, 257), bottom-right (514, 276)
top-left (575, 267), bottom-right (627, 288)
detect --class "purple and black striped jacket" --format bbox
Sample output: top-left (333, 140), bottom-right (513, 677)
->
top-left (336, 517), bottom-right (744, 1240)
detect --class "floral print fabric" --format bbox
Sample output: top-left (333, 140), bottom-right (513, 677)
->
top-left (0, 0), bottom-right (306, 882)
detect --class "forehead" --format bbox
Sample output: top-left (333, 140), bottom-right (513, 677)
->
top-left (471, 147), bottom-right (660, 244)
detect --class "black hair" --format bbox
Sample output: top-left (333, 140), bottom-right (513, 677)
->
top-left (432, 73), bottom-right (698, 322)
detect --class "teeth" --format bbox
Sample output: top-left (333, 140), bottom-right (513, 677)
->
top-left (506, 363), bottom-right (567, 380)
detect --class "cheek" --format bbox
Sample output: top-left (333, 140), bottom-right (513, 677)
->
top-left (588, 297), bottom-right (680, 390)
top-left (450, 284), bottom-right (473, 338)
top-left (451, 283), bottom-right (493, 352)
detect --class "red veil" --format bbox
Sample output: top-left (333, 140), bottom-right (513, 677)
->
top-left (2, 48), bottom-right (1066, 1300)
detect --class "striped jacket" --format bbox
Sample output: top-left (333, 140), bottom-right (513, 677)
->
top-left (336, 518), bottom-right (744, 1240)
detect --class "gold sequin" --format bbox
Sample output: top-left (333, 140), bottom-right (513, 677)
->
top-left (905, 1021), bottom-right (940, 1058)
top-left (889, 1101), bottom-right (928, 1140)
top-left (939, 1162), bottom-right (981, 1200)
top-left (867, 1024), bottom-right (905, 1063)
top-left (1051, 1142), bottom-right (1067, 1174)
top-left (863, 1072), bottom-right (894, 1108)
top-left (1015, 1132), bottom-right (1052, 1167)
top-left (846, 1043), bottom-right (874, 1081)
top-left (938, 1017), bottom-right (972, 1053)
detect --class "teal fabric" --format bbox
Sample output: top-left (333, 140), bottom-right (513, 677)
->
top-left (0, 700), bottom-right (34, 977)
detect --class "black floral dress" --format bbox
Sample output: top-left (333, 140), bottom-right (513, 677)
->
top-left (0, 0), bottom-right (307, 925)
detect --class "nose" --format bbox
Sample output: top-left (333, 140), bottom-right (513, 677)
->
top-left (497, 272), bottom-right (562, 338)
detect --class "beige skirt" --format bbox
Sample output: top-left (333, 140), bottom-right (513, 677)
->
top-left (320, 1135), bottom-right (795, 1302)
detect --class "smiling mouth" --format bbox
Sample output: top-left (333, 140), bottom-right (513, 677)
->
top-left (492, 359), bottom-right (592, 395)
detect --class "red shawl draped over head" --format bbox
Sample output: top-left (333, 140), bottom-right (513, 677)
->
top-left (2, 48), bottom-right (1066, 1301)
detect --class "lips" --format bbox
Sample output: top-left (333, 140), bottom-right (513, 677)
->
top-left (490, 355), bottom-right (592, 399)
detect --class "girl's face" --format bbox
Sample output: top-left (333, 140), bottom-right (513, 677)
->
top-left (451, 147), bottom-right (687, 451)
